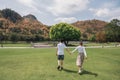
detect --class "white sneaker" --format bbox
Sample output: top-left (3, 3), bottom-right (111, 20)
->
top-left (78, 70), bottom-right (82, 74)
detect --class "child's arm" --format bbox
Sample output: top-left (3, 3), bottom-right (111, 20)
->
top-left (71, 47), bottom-right (78, 54)
top-left (65, 48), bottom-right (71, 55)
top-left (83, 47), bottom-right (87, 59)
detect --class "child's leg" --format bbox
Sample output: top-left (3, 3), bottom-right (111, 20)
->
top-left (78, 66), bottom-right (80, 69)
top-left (58, 60), bottom-right (60, 66)
top-left (58, 60), bottom-right (63, 66)
top-left (78, 66), bottom-right (82, 73)
top-left (57, 60), bottom-right (63, 70)
top-left (60, 55), bottom-right (64, 68)
top-left (61, 60), bottom-right (63, 67)
top-left (57, 60), bottom-right (61, 70)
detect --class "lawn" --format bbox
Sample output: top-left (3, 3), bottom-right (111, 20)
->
top-left (1, 41), bottom-right (119, 47)
top-left (0, 47), bottom-right (120, 80)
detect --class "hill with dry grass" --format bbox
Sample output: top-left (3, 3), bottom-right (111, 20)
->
top-left (72, 19), bottom-right (108, 40)
top-left (0, 8), bottom-right (49, 41)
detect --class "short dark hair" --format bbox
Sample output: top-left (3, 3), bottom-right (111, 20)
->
top-left (80, 42), bottom-right (83, 45)
top-left (60, 39), bottom-right (64, 43)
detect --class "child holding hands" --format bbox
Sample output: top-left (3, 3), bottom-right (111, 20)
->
top-left (72, 42), bottom-right (87, 74)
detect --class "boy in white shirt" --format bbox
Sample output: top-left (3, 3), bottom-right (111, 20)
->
top-left (72, 42), bottom-right (87, 74)
top-left (56, 40), bottom-right (71, 70)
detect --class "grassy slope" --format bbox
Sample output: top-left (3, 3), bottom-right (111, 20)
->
top-left (0, 48), bottom-right (120, 80)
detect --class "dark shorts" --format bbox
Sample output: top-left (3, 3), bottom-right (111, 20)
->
top-left (58, 55), bottom-right (64, 60)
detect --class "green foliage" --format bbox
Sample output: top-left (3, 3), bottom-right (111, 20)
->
top-left (50, 23), bottom-right (81, 45)
top-left (89, 35), bottom-right (96, 42)
top-left (34, 35), bottom-right (44, 41)
top-left (9, 33), bottom-right (20, 42)
top-left (10, 27), bottom-right (21, 33)
top-left (0, 31), bottom-right (4, 41)
top-left (105, 19), bottom-right (120, 42)
top-left (0, 21), bottom-right (3, 28)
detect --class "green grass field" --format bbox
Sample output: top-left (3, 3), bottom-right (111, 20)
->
top-left (0, 47), bottom-right (120, 80)
top-left (1, 41), bottom-right (119, 47)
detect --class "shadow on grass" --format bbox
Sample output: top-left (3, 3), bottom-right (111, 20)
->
top-left (63, 68), bottom-right (77, 73)
top-left (63, 68), bottom-right (98, 77)
top-left (80, 70), bottom-right (98, 77)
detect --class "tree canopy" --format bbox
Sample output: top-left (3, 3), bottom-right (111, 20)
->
top-left (105, 19), bottom-right (120, 42)
top-left (49, 23), bottom-right (81, 45)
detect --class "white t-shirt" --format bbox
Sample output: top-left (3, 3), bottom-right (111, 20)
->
top-left (72, 46), bottom-right (87, 57)
top-left (57, 42), bottom-right (67, 55)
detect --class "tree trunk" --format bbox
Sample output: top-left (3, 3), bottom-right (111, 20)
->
top-left (64, 41), bottom-right (69, 46)
top-left (0, 41), bottom-right (3, 47)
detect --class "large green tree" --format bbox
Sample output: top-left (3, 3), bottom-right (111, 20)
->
top-left (105, 19), bottom-right (120, 42)
top-left (49, 23), bottom-right (81, 45)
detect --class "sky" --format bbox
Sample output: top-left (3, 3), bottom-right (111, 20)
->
top-left (0, 0), bottom-right (120, 25)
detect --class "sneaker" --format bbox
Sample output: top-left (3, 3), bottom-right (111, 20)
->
top-left (78, 70), bottom-right (82, 74)
top-left (57, 66), bottom-right (60, 70)
top-left (61, 67), bottom-right (63, 70)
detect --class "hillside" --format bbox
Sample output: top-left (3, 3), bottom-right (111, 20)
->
top-left (0, 8), bottom-right (22, 23)
top-left (0, 8), bottom-right (49, 41)
top-left (72, 19), bottom-right (108, 40)
top-left (23, 14), bottom-right (37, 20)
top-left (0, 8), bottom-right (109, 41)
